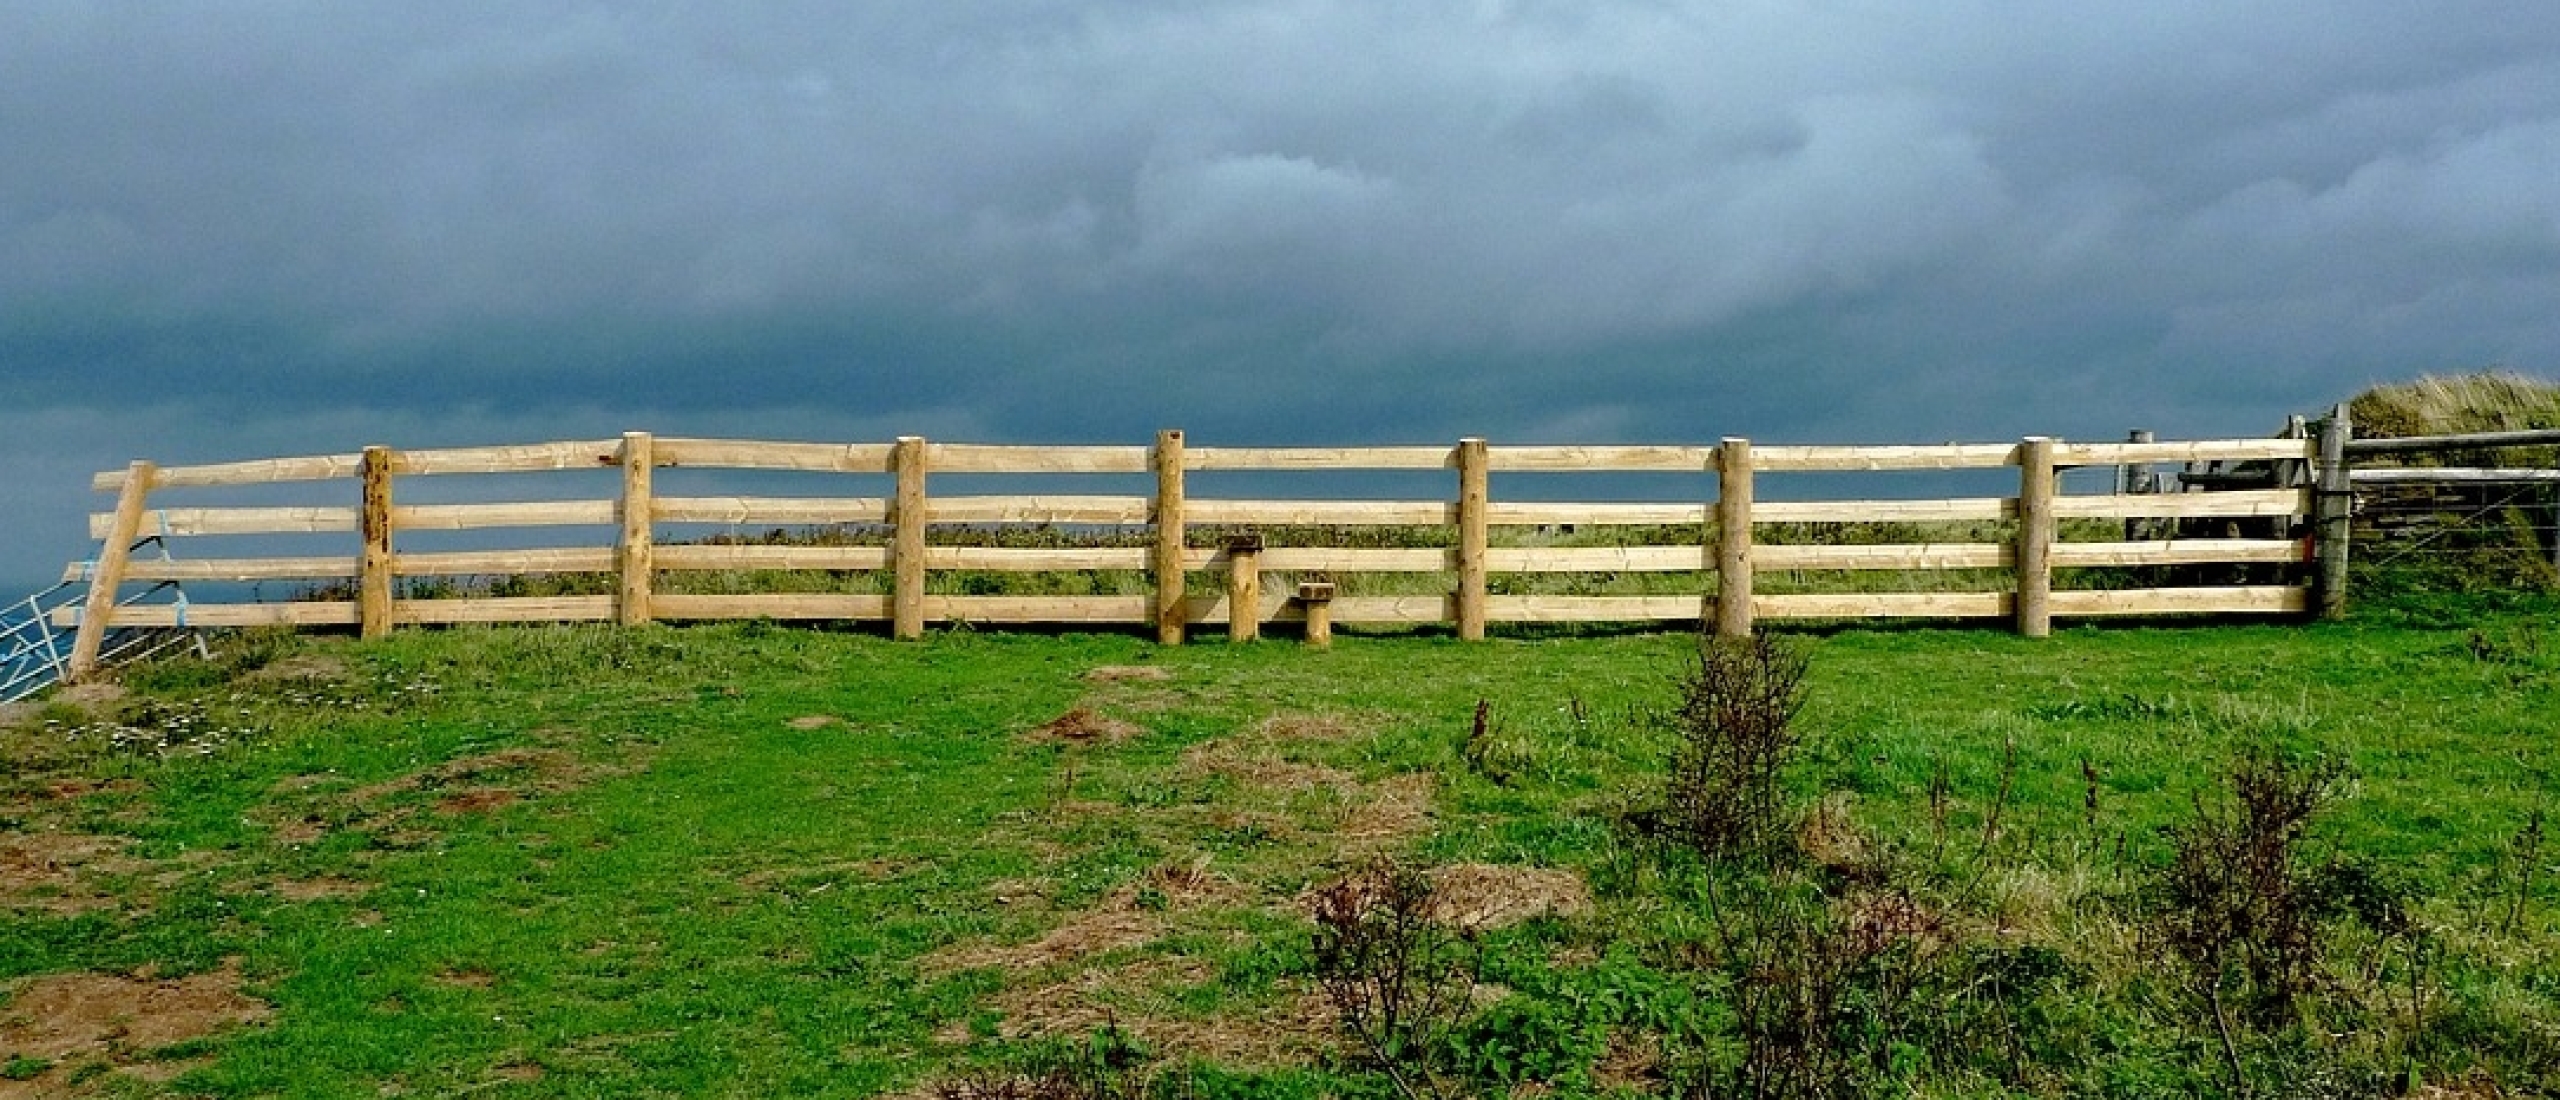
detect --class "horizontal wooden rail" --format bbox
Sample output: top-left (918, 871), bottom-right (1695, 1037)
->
top-left (653, 496), bottom-right (891, 526)
top-left (61, 429), bottom-right (2322, 660)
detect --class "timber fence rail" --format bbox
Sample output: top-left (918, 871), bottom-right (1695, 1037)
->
top-left (55, 431), bottom-right (2320, 676)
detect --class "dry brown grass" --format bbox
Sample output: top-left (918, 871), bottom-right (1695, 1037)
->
top-left (0, 958), bottom-right (268, 1099)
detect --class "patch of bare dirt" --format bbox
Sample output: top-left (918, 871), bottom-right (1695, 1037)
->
top-left (0, 957), bottom-right (267, 1097)
top-left (785, 714), bottom-right (841, 730)
top-left (980, 960), bottom-right (1337, 1070)
top-left (39, 778), bottom-right (142, 801)
top-left (433, 788), bottom-right (520, 815)
top-left (1424, 863), bottom-right (1592, 931)
top-left (0, 831), bottom-right (141, 915)
top-left (1083, 665), bottom-right (1173, 683)
top-left (257, 746), bottom-right (637, 846)
top-left (1250, 712), bottom-right (1370, 743)
top-left (269, 877), bottom-right (372, 903)
top-left (927, 859), bottom-right (1247, 976)
top-left (1333, 772), bottom-right (1436, 852)
top-left (1023, 707), bottom-right (1145, 745)
top-left (430, 968), bottom-right (497, 990)
top-left (932, 907), bottom-right (1163, 975)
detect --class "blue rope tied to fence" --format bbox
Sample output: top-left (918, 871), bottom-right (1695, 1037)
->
top-left (155, 510), bottom-right (171, 538)
top-left (171, 589), bottom-right (189, 630)
top-left (74, 559), bottom-right (97, 581)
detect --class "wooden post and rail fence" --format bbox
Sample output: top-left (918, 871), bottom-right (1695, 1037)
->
top-left (57, 428), bottom-right (2337, 679)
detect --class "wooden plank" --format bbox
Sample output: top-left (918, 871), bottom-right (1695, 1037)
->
top-left (1755, 592), bottom-right (2010, 619)
top-left (95, 556), bottom-right (360, 582)
top-left (2344, 428), bottom-right (2560, 455)
top-left (1185, 446), bottom-right (1456, 470)
top-left (1754, 543), bottom-right (2007, 570)
top-left (1484, 445), bottom-right (1716, 472)
top-left (2016, 436), bottom-right (2056, 638)
top-left (97, 453), bottom-right (360, 490)
top-left (651, 593), bottom-right (892, 621)
top-left (394, 437), bottom-right (624, 473)
top-left (927, 496), bottom-right (1153, 525)
top-left (2350, 468), bottom-right (2560, 485)
top-left (1485, 502), bottom-right (1711, 526)
top-left (652, 496), bottom-right (891, 526)
top-left (58, 600), bottom-right (360, 629)
top-left (394, 596), bottom-right (617, 625)
top-left (397, 548), bottom-right (616, 575)
top-left (1184, 500), bottom-right (1456, 526)
top-left (1485, 595), bottom-right (1704, 622)
top-left (617, 432), bottom-right (654, 626)
top-left (652, 545), bottom-right (890, 572)
top-left (68, 460), bottom-right (155, 681)
top-left (1327, 596), bottom-right (1452, 625)
top-left (2055, 438), bottom-right (2313, 465)
top-left (2049, 586), bottom-right (2310, 616)
top-left (929, 547), bottom-right (1149, 571)
top-left (893, 437), bottom-right (927, 641)
top-left (392, 440), bottom-right (621, 475)
top-left (1753, 443), bottom-right (2020, 471)
top-left (1455, 439), bottom-right (1488, 641)
top-left (2048, 540), bottom-right (2306, 567)
top-left (653, 438), bottom-right (896, 472)
top-left (927, 596), bottom-right (1153, 623)
top-left (1259, 547), bottom-right (1453, 572)
top-left (1487, 546), bottom-right (1712, 572)
top-left (360, 446), bottom-right (395, 640)
top-left (2049, 489), bottom-right (2307, 520)
top-left (924, 444), bottom-right (1151, 474)
top-left (93, 506), bottom-right (357, 538)
top-left (1153, 430), bottom-right (1186, 645)
top-left (1716, 438), bottom-right (1752, 637)
top-left (1751, 498), bottom-right (2007, 524)
top-left (392, 501), bottom-right (618, 530)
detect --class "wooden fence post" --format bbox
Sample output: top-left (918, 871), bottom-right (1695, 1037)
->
top-left (1153, 429), bottom-right (1187, 645)
top-left (1298, 581), bottom-right (1335, 649)
top-left (2315, 404), bottom-right (2353, 621)
top-left (1226, 534), bottom-right (1263, 642)
top-left (1714, 438), bottom-right (1754, 638)
top-left (2119, 429), bottom-right (2154, 541)
top-left (2016, 436), bottom-right (2056, 638)
top-left (617, 431), bottom-right (655, 626)
top-left (893, 436), bottom-right (928, 640)
top-left (360, 446), bottom-right (397, 640)
top-left (1456, 438), bottom-right (1490, 641)
top-left (67, 460), bottom-right (157, 682)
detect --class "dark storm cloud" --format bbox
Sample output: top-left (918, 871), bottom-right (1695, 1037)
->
top-left (4, 2), bottom-right (2559, 583)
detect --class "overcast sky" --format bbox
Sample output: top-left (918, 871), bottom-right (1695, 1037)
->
top-left (5, 3), bottom-right (2558, 588)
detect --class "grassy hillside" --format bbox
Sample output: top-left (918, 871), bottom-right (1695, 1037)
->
top-left (6, 604), bottom-right (2560, 1097)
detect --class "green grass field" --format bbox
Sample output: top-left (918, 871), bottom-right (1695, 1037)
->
top-left (6, 598), bottom-right (2560, 1097)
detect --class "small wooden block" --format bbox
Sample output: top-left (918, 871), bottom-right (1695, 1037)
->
top-left (1296, 581), bottom-right (1336, 601)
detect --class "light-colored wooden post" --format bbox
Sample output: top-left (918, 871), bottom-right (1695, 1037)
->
top-left (1226, 534), bottom-right (1263, 642)
top-left (1455, 438), bottom-right (1490, 641)
top-left (893, 436), bottom-right (928, 640)
top-left (1714, 438), bottom-right (1754, 637)
top-left (1152, 429), bottom-right (1187, 645)
top-left (2315, 404), bottom-right (2353, 621)
top-left (2016, 436), bottom-right (2057, 638)
top-left (1298, 581), bottom-right (1335, 649)
top-left (359, 446), bottom-right (397, 640)
top-left (67, 461), bottom-right (157, 682)
top-left (617, 431), bottom-right (655, 626)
